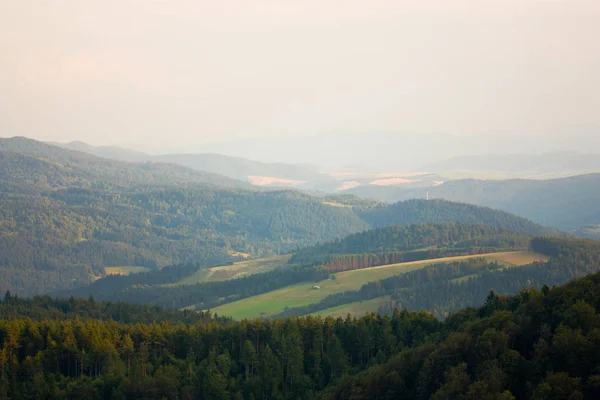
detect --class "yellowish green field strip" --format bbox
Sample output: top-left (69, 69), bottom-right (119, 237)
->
top-left (489, 251), bottom-right (549, 265)
top-left (178, 255), bottom-right (291, 285)
top-left (210, 251), bottom-right (547, 320)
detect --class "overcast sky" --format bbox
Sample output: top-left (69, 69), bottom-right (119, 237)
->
top-left (1, 0), bottom-right (599, 151)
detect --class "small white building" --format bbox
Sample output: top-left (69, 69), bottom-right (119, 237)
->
top-left (313, 285), bottom-right (321, 290)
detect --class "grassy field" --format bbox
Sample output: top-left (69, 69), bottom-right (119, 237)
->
top-left (314, 297), bottom-right (392, 318)
top-left (210, 251), bottom-right (547, 320)
top-left (104, 266), bottom-right (150, 276)
top-left (178, 255), bottom-right (291, 285)
top-left (491, 251), bottom-right (549, 265)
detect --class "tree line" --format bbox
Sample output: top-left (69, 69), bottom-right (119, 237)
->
top-left (4, 270), bottom-right (600, 398)
top-left (0, 295), bottom-right (441, 399)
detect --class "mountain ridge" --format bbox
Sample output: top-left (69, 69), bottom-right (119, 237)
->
top-left (1, 136), bottom-right (250, 189)
top-left (51, 138), bottom-right (334, 187)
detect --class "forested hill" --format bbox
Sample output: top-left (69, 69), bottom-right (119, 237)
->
top-left (0, 293), bottom-right (221, 324)
top-left (322, 272), bottom-right (600, 400)
top-left (424, 173), bottom-right (600, 230)
top-left (347, 174), bottom-right (600, 231)
top-left (290, 223), bottom-right (532, 266)
top-left (358, 199), bottom-right (561, 236)
top-left (0, 187), bottom-right (369, 296)
top-left (4, 271), bottom-right (600, 398)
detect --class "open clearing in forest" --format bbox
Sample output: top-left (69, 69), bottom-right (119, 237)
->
top-left (104, 266), bottom-right (150, 276)
top-left (210, 251), bottom-right (547, 320)
top-left (490, 251), bottom-right (549, 265)
top-left (178, 255), bottom-right (291, 285)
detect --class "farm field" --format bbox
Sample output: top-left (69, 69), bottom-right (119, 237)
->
top-left (178, 255), bottom-right (291, 285)
top-left (314, 297), bottom-right (392, 318)
top-left (491, 251), bottom-right (549, 265)
top-left (104, 266), bottom-right (150, 276)
top-left (210, 251), bottom-right (546, 319)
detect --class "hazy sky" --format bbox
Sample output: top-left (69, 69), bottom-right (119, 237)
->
top-left (1, 0), bottom-right (599, 151)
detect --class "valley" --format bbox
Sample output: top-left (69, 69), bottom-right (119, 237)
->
top-left (1, 132), bottom-right (599, 400)
top-left (3, 2), bottom-right (600, 397)
top-left (1, 137), bottom-right (562, 296)
top-left (210, 251), bottom-right (547, 320)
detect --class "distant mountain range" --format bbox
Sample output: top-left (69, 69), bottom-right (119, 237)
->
top-left (153, 130), bottom-right (600, 170)
top-left (419, 151), bottom-right (600, 178)
top-left (52, 137), bottom-right (600, 182)
top-left (35, 137), bottom-right (600, 234)
top-left (2, 136), bottom-right (248, 189)
top-left (52, 140), bottom-right (338, 190)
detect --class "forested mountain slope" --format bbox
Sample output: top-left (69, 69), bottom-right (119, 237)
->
top-left (0, 292), bottom-right (219, 324)
top-left (0, 187), bottom-right (369, 296)
top-left (347, 174), bottom-right (600, 231)
top-left (0, 137), bottom-right (248, 189)
top-left (425, 174), bottom-right (600, 230)
top-left (289, 223), bottom-right (533, 266)
top-left (358, 199), bottom-right (562, 235)
top-left (322, 271), bottom-right (600, 400)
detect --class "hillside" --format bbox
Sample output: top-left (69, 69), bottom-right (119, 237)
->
top-left (289, 223), bottom-right (536, 266)
top-left (0, 137), bottom-right (248, 189)
top-left (322, 271), bottom-right (600, 399)
top-left (425, 174), bottom-right (600, 230)
top-left (208, 234), bottom-right (599, 321)
top-left (0, 190), bottom-right (556, 297)
top-left (212, 252), bottom-right (545, 320)
top-left (347, 174), bottom-right (600, 230)
top-left (273, 236), bottom-right (600, 321)
top-left (358, 199), bottom-right (561, 235)
top-left (0, 186), bottom-right (371, 296)
top-left (62, 223), bottom-right (552, 314)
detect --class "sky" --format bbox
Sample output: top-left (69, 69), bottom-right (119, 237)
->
top-left (1, 0), bottom-right (599, 153)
